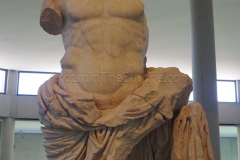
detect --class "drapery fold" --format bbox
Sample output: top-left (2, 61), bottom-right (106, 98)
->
top-left (38, 67), bottom-right (193, 160)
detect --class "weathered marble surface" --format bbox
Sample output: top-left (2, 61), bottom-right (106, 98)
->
top-left (171, 102), bottom-right (214, 160)
top-left (127, 103), bottom-right (214, 160)
top-left (38, 0), bottom-right (214, 159)
top-left (40, 0), bottom-right (148, 110)
top-left (38, 67), bottom-right (193, 160)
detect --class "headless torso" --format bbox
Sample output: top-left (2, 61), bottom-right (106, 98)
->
top-left (39, 2), bottom-right (213, 160)
top-left (41, 0), bottom-right (149, 109)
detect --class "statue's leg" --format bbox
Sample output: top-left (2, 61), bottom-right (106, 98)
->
top-left (127, 121), bottom-right (173, 160)
top-left (106, 109), bottom-right (167, 160)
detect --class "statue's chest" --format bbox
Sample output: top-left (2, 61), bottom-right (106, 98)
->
top-left (61, 0), bottom-right (144, 20)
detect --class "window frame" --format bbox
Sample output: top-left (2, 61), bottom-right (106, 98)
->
top-left (217, 80), bottom-right (237, 103)
top-left (17, 71), bottom-right (57, 96)
top-left (0, 68), bottom-right (8, 94)
top-left (188, 80), bottom-right (237, 103)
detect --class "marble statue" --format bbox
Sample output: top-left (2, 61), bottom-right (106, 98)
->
top-left (38, 0), bottom-right (214, 159)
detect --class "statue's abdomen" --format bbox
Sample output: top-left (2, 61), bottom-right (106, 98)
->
top-left (60, 0), bottom-right (148, 94)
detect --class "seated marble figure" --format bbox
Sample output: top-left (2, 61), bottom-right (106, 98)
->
top-left (38, 0), bottom-right (214, 160)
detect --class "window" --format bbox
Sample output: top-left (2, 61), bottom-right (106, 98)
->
top-left (18, 72), bottom-right (55, 95)
top-left (188, 92), bottom-right (193, 101)
top-left (219, 125), bottom-right (237, 137)
top-left (188, 81), bottom-right (237, 102)
top-left (0, 69), bottom-right (7, 94)
top-left (15, 120), bottom-right (43, 133)
top-left (217, 81), bottom-right (236, 102)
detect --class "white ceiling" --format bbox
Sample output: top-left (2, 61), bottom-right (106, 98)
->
top-left (0, 0), bottom-right (240, 80)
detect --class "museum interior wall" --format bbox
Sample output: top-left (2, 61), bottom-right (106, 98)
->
top-left (0, 133), bottom-right (237, 160)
